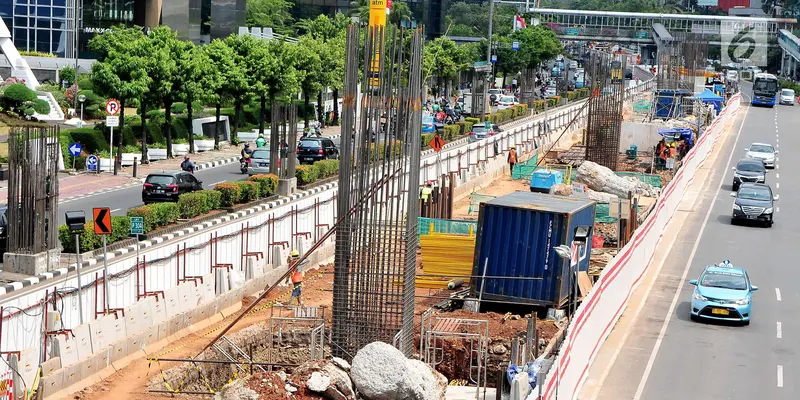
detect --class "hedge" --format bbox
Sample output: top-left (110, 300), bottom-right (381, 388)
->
top-left (127, 205), bottom-right (159, 233)
top-left (235, 181), bottom-right (261, 202)
top-left (296, 165), bottom-right (319, 185)
top-left (443, 125), bottom-right (460, 141)
top-left (178, 192), bottom-right (210, 219)
top-left (214, 183), bottom-right (241, 207)
top-left (58, 216), bottom-right (131, 253)
top-left (249, 174), bottom-right (278, 197)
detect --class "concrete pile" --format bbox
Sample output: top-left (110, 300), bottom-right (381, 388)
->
top-left (575, 161), bottom-right (660, 198)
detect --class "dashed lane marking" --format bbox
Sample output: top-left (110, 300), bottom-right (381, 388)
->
top-left (777, 322), bottom-right (782, 339)
top-left (778, 365), bottom-right (784, 388)
top-left (776, 288), bottom-right (782, 301)
top-left (776, 183), bottom-right (780, 189)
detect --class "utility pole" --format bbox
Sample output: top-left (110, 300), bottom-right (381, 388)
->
top-left (486, 0), bottom-right (495, 119)
top-left (72, 0), bottom-right (80, 111)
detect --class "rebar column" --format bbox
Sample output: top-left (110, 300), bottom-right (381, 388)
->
top-left (584, 51), bottom-right (625, 171)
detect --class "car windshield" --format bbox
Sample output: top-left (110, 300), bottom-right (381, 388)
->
top-left (736, 162), bottom-right (765, 172)
top-left (300, 140), bottom-right (321, 148)
top-left (146, 175), bottom-right (175, 185)
top-left (499, 96), bottom-right (514, 103)
top-left (489, 89), bottom-right (502, 94)
top-left (701, 272), bottom-right (748, 290)
top-left (749, 145), bottom-right (773, 153)
top-left (782, 89), bottom-right (795, 96)
top-left (251, 150), bottom-right (270, 159)
top-left (738, 187), bottom-right (771, 201)
top-left (754, 79), bottom-right (778, 93)
top-left (471, 126), bottom-right (488, 134)
top-left (422, 116), bottom-right (434, 124)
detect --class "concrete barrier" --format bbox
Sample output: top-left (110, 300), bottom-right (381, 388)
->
top-left (537, 93), bottom-right (742, 400)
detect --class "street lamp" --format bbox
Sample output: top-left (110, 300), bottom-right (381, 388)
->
top-left (78, 94), bottom-right (86, 128)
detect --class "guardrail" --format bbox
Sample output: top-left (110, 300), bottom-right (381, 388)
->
top-left (538, 91), bottom-right (742, 400)
top-left (0, 78), bottom-right (656, 397)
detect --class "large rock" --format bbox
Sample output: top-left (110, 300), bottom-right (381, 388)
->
top-left (575, 161), bottom-right (660, 198)
top-left (549, 183), bottom-right (573, 196)
top-left (586, 188), bottom-right (618, 203)
top-left (214, 378), bottom-right (258, 400)
top-left (350, 342), bottom-right (447, 400)
top-left (294, 359), bottom-right (355, 400)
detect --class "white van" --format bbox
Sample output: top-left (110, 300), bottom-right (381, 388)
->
top-left (780, 88), bottom-right (795, 106)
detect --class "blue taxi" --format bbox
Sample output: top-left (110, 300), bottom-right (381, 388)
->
top-left (689, 261), bottom-right (758, 326)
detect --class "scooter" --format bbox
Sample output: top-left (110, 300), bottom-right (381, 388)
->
top-left (240, 156), bottom-right (249, 174)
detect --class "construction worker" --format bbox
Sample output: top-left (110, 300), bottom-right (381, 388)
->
top-left (508, 146), bottom-right (518, 175)
top-left (420, 181), bottom-right (434, 203)
top-left (286, 250), bottom-right (306, 306)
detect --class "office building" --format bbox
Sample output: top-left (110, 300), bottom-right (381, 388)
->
top-left (0, 0), bottom-right (245, 59)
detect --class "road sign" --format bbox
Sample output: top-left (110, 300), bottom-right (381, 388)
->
top-left (512, 41), bottom-right (520, 51)
top-left (566, 27), bottom-right (580, 36)
top-left (485, 120), bottom-right (491, 130)
top-left (130, 217), bottom-right (144, 235)
top-left (106, 115), bottom-right (119, 127)
top-left (86, 155), bottom-right (98, 171)
top-left (93, 207), bottom-right (112, 235)
top-left (68, 142), bottom-right (82, 157)
top-left (491, 55), bottom-right (497, 63)
top-left (105, 99), bottom-right (120, 116)
top-left (429, 134), bottom-right (445, 152)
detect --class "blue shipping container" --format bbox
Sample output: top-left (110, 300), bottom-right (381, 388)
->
top-left (471, 192), bottom-right (596, 308)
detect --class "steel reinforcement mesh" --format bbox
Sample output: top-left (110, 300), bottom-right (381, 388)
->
top-left (584, 51), bottom-right (626, 171)
top-left (332, 25), bottom-right (424, 359)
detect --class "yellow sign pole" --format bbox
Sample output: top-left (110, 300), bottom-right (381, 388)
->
top-left (368, 0), bottom-right (387, 89)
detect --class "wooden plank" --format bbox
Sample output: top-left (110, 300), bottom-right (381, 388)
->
top-left (577, 271), bottom-right (593, 300)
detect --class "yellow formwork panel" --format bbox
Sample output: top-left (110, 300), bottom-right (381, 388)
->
top-left (420, 234), bottom-right (476, 288)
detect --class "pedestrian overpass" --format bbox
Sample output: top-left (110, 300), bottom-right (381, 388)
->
top-left (778, 29), bottom-right (800, 77)
top-left (528, 8), bottom-right (794, 48)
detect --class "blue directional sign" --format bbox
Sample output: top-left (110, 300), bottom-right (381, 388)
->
top-left (68, 142), bottom-right (82, 157)
top-left (512, 41), bottom-right (520, 51)
top-left (130, 217), bottom-right (144, 235)
top-left (491, 55), bottom-right (498, 63)
top-left (86, 155), bottom-right (98, 171)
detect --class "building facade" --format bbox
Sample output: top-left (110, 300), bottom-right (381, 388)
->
top-left (0, 0), bottom-right (244, 59)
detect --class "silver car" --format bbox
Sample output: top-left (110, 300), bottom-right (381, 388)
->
top-left (247, 149), bottom-right (272, 175)
top-left (744, 143), bottom-right (777, 169)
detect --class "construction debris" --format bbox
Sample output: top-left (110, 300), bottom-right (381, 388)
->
top-left (575, 161), bottom-right (660, 198)
top-left (350, 342), bottom-right (447, 400)
top-left (293, 359), bottom-right (356, 400)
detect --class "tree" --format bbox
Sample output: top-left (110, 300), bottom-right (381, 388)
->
top-left (142, 26), bottom-right (182, 160)
top-left (204, 39), bottom-right (244, 149)
top-left (89, 26), bottom-right (150, 173)
top-left (296, 14), bottom-right (348, 125)
top-left (246, 0), bottom-right (295, 36)
top-left (295, 36), bottom-right (324, 128)
top-left (389, 2), bottom-right (413, 25)
top-left (222, 35), bottom-right (263, 144)
top-left (178, 43), bottom-right (218, 154)
top-left (444, 2), bottom-right (519, 37)
top-left (261, 39), bottom-right (300, 130)
top-left (423, 36), bottom-right (464, 97)
top-left (512, 25), bottom-right (563, 70)
top-left (349, 0), bottom-right (371, 23)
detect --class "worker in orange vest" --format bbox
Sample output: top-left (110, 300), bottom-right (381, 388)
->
top-left (286, 250), bottom-right (307, 306)
top-left (508, 146), bottom-right (518, 175)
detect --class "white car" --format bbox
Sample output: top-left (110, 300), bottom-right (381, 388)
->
top-left (744, 143), bottom-right (777, 169)
top-left (496, 95), bottom-right (518, 110)
top-left (726, 70), bottom-right (739, 82)
top-left (780, 88), bottom-right (795, 106)
top-left (545, 86), bottom-right (557, 97)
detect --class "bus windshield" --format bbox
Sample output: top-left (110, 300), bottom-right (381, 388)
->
top-left (754, 78), bottom-right (778, 94)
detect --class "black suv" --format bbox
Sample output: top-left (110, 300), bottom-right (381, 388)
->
top-left (142, 172), bottom-right (203, 204)
top-left (730, 183), bottom-right (778, 227)
top-left (297, 137), bottom-right (339, 164)
top-left (732, 158), bottom-right (766, 191)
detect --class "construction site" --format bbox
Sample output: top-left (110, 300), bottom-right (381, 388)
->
top-left (0, 19), bottom-right (739, 400)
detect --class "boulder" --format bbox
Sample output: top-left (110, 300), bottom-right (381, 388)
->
top-left (213, 378), bottom-right (258, 400)
top-left (549, 183), bottom-right (573, 196)
top-left (405, 359), bottom-right (447, 400)
top-left (350, 342), bottom-right (446, 400)
top-left (575, 161), bottom-right (659, 198)
top-left (294, 359), bottom-right (355, 400)
top-left (586, 189), bottom-right (618, 203)
top-left (308, 372), bottom-right (332, 392)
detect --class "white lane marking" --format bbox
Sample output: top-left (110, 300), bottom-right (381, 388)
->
top-left (776, 207), bottom-right (780, 213)
top-left (777, 164), bottom-right (780, 170)
top-left (776, 173), bottom-right (780, 179)
top-left (777, 143), bottom-right (780, 148)
top-left (633, 102), bottom-right (750, 400)
top-left (210, 181), bottom-right (224, 186)
top-left (776, 138), bottom-right (779, 142)
top-left (111, 208), bottom-right (121, 213)
top-left (777, 322), bottom-right (782, 339)
top-left (776, 183), bottom-right (780, 189)
top-left (776, 288), bottom-right (782, 301)
top-left (778, 365), bottom-right (784, 388)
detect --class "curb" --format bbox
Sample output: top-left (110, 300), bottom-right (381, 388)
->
top-left (193, 155), bottom-right (240, 172)
top-left (2, 182), bottom-right (339, 295)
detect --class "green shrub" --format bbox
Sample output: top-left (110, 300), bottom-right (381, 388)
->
top-left (171, 102), bottom-right (188, 114)
top-left (533, 100), bottom-right (546, 111)
top-left (64, 127), bottom-right (109, 154)
top-left (178, 192), bottom-right (209, 218)
top-left (202, 190), bottom-right (222, 209)
top-left (4, 83), bottom-right (37, 103)
top-left (443, 125), bottom-right (460, 141)
top-left (58, 221), bottom-right (101, 253)
top-left (314, 160), bottom-right (339, 178)
top-left (77, 75), bottom-right (93, 91)
top-left (421, 133), bottom-right (434, 149)
top-left (59, 67), bottom-right (76, 86)
top-left (234, 181), bottom-right (260, 203)
top-left (31, 98), bottom-right (50, 114)
top-left (464, 117), bottom-right (480, 126)
top-left (249, 174), bottom-right (279, 197)
top-left (214, 183), bottom-right (241, 207)
top-left (456, 121), bottom-right (470, 135)
top-left (149, 202), bottom-right (180, 226)
top-left (110, 216), bottom-right (131, 243)
top-left (127, 206), bottom-right (159, 233)
top-left (295, 165), bottom-right (319, 185)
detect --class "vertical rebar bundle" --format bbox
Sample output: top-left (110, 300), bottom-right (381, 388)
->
top-left (519, 68), bottom-right (536, 108)
top-left (680, 33), bottom-right (708, 93)
top-left (7, 126), bottom-right (60, 253)
top-left (656, 42), bottom-right (682, 90)
top-left (332, 25), bottom-right (424, 358)
top-left (584, 52), bottom-right (625, 171)
top-left (269, 103), bottom-right (298, 178)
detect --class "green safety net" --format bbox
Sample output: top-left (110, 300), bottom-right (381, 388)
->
top-left (595, 202), bottom-right (645, 223)
top-left (615, 171), bottom-right (662, 188)
top-left (633, 99), bottom-right (651, 113)
top-left (511, 153), bottom-right (539, 180)
top-left (468, 193), bottom-right (497, 215)
top-left (418, 217), bottom-right (477, 236)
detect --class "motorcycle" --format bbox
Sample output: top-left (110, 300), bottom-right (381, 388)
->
top-left (240, 157), bottom-right (249, 174)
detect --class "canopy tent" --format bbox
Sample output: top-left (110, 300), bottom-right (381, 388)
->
top-left (693, 88), bottom-right (724, 112)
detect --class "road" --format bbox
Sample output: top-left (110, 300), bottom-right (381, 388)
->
top-left (589, 84), bottom-right (797, 399)
top-left (56, 135), bottom-right (342, 226)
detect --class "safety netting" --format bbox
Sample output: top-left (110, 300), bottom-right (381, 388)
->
top-left (467, 193), bottom-right (497, 215)
top-left (418, 217), bottom-right (477, 236)
top-left (615, 171), bottom-right (662, 188)
top-left (511, 153), bottom-right (539, 180)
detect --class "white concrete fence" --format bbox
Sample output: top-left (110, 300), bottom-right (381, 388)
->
top-left (537, 92), bottom-right (742, 400)
top-left (0, 80), bottom-right (656, 398)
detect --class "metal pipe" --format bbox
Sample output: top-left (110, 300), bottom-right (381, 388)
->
top-left (74, 233), bottom-right (84, 324)
top-left (477, 258), bottom-right (489, 312)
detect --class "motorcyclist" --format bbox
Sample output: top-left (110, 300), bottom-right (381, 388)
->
top-left (256, 134), bottom-right (266, 148)
top-left (180, 154), bottom-right (195, 174)
top-left (241, 143), bottom-right (253, 159)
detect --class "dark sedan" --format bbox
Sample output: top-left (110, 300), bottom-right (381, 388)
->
top-left (731, 158), bottom-right (766, 191)
top-left (142, 172), bottom-right (203, 204)
top-left (730, 183), bottom-right (778, 227)
top-left (297, 137), bottom-right (339, 164)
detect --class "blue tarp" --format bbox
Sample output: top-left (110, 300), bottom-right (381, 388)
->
top-left (653, 89), bottom-right (692, 118)
top-left (659, 127), bottom-right (694, 147)
top-left (692, 89), bottom-right (723, 113)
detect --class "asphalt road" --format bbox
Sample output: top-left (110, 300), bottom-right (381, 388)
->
top-left (56, 135), bottom-right (342, 226)
top-left (591, 84), bottom-right (797, 399)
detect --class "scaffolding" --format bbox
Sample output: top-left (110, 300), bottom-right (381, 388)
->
top-left (267, 305), bottom-right (326, 368)
top-left (332, 25), bottom-right (424, 358)
top-left (420, 308), bottom-right (489, 400)
top-left (585, 51), bottom-right (626, 171)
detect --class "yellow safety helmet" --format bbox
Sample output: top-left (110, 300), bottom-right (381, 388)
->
top-left (291, 250), bottom-right (300, 257)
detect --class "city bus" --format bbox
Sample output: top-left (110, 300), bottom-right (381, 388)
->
top-left (752, 73), bottom-right (779, 107)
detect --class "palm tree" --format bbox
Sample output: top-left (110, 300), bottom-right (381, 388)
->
top-left (389, 2), bottom-right (413, 26)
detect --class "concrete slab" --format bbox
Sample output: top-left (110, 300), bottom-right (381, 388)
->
top-left (38, 368), bottom-right (64, 398)
top-left (73, 324), bottom-right (93, 360)
top-left (78, 351), bottom-right (104, 385)
top-left (178, 282), bottom-right (197, 312)
top-left (215, 268), bottom-right (229, 294)
top-left (61, 364), bottom-right (81, 390)
top-left (124, 297), bottom-right (151, 336)
top-left (17, 348), bottom-right (38, 392)
top-left (112, 333), bottom-right (147, 371)
top-left (151, 296), bottom-right (168, 325)
top-left (219, 301), bottom-right (242, 319)
top-left (109, 338), bottom-right (129, 365)
top-left (163, 286), bottom-right (182, 318)
top-left (445, 386), bottom-right (497, 399)
top-left (166, 313), bottom-right (189, 343)
top-left (187, 303), bottom-right (218, 333)
top-left (55, 334), bottom-right (80, 368)
top-left (41, 356), bottom-right (62, 376)
top-left (199, 273), bottom-right (215, 304)
top-left (143, 322), bottom-right (170, 355)
top-left (89, 315), bottom-right (112, 351)
top-left (108, 313), bottom-right (127, 343)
